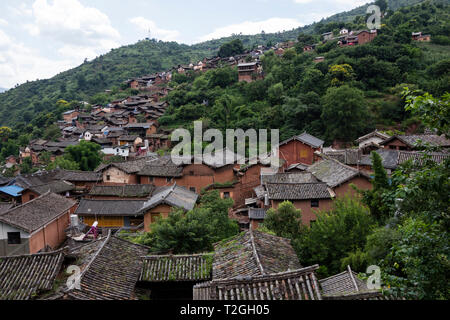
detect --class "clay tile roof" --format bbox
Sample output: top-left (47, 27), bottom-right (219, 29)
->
top-left (57, 170), bottom-right (102, 182)
top-left (280, 132), bottom-right (324, 149)
top-left (141, 185), bottom-right (198, 212)
top-left (194, 265), bottom-right (321, 300)
top-left (96, 156), bottom-right (157, 174)
top-left (140, 253), bottom-right (214, 282)
top-left (381, 134), bottom-right (450, 148)
top-left (320, 265), bottom-right (370, 298)
top-left (0, 192), bottom-right (76, 233)
top-left (398, 151), bottom-right (450, 165)
top-left (360, 149), bottom-right (399, 170)
top-left (66, 235), bottom-right (149, 300)
top-left (262, 172), bottom-right (317, 184)
top-left (307, 159), bottom-right (364, 188)
top-left (356, 130), bottom-right (391, 143)
top-left (75, 199), bottom-right (147, 216)
top-left (29, 180), bottom-right (75, 195)
top-left (89, 185), bottom-right (155, 198)
top-left (266, 183), bottom-right (332, 200)
top-left (0, 250), bottom-right (65, 300)
top-left (212, 230), bottom-right (302, 280)
top-left (137, 156), bottom-right (183, 177)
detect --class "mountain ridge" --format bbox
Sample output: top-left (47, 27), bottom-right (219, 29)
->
top-left (0, 0), bottom-right (445, 127)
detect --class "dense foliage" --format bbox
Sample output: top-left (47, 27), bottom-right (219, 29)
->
top-left (160, 2), bottom-right (449, 144)
top-left (130, 190), bottom-right (240, 254)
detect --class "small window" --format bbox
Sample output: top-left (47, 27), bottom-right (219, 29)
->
top-left (189, 187), bottom-right (196, 193)
top-left (167, 177), bottom-right (173, 183)
top-left (149, 177), bottom-right (154, 183)
top-left (223, 192), bottom-right (231, 199)
top-left (29, 195), bottom-right (35, 200)
top-left (106, 175), bottom-right (111, 181)
top-left (7, 232), bottom-right (21, 245)
top-left (311, 200), bottom-right (319, 208)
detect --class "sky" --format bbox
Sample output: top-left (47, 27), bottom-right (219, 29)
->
top-left (0, 0), bottom-right (370, 89)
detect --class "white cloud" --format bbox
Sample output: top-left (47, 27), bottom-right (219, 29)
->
top-left (0, 19), bottom-right (8, 27)
top-left (25, 0), bottom-right (121, 58)
top-left (0, 29), bottom-right (72, 88)
top-left (130, 17), bottom-right (181, 42)
top-left (198, 17), bottom-right (303, 42)
top-left (0, 0), bottom-right (122, 88)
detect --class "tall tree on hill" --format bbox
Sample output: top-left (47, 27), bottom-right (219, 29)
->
top-left (321, 85), bottom-right (369, 144)
top-left (218, 39), bottom-right (245, 58)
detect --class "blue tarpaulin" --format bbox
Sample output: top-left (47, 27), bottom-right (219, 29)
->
top-left (0, 185), bottom-right (24, 197)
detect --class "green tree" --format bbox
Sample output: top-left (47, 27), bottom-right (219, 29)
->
top-left (296, 197), bottom-right (376, 277)
top-left (218, 39), bottom-right (245, 58)
top-left (65, 140), bottom-right (102, 171)
top-left (263, 201), bottom-right (305, 240)
top-left (134, 190), bottom-right (239, 254)
top-left (47, 156), bottom-right (80, 171)
top-left (321, 85), bottom-right (369, 143)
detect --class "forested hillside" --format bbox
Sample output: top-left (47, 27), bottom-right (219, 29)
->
top-left (160, 1), bottom-right (450, 144)
top-left (0, 0), bottom-right (446, 128)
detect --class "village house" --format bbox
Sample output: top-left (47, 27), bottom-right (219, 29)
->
top-left (142, 184), bottom-right (199, 232)
top-left (0, 192), bottom-right (76, 257)
top-left (307, 158), bottom-right (372, 198)
top-left (0, 185), bottom-right (24, 204)
top-left (265, 182), bottom-right (334, 226)
top-left (124, 122), bottom-right (158, 137)
top-left (63, 110), bottom-right (79, 123)
top-left (20, 180), bottom-right (75, 204)
top-left (96, 157), bottom-right (155, 185)
top-left (412, 32), bottom-right (431, 41)
top-left (75, 184), bottom-right (198, 231)
top-left (356, 130), bottom-right (391, 154)
top-left (278, 132), bottom-right (324, 167)
top-left (380, 134), bottom-right (450, 151)
top-left (322, 32), bottom-right (334, 41)
top-left (238, 62), bottom-right (263, 83)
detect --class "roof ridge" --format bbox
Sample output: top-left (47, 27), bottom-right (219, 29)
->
top-left (0, 247), bottom-right (66, 260)
top-left (248, 229), bottom-right (265, 275)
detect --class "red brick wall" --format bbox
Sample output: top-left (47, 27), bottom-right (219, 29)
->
top-left (271, 199), bottom-right (334, 226)
top-left (279, 140), bottom-right (319, 166)
top-left (334, 176), bottom-right (372, 198)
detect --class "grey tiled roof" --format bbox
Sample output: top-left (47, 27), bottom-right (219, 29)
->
top-left (137, 156), bottom-right (183, 177)
top-left (141, 185), bottom-right (198, 212)
top-left (56, 170), bottom-right (102, 182)
top-left (75, 199), bottom-right (147, 216)
top-left (194, 265), bottom-right (322, 301)
top-left (66, 234), bottom-right (149, 300)
top-left (320, 266), bottom-right (370, 297)
top-left (360, 149), bottom-right (399, 170)
top-left (89, 185), bottom-right (155, 198)
top-left (213, 230), bottom-right (302, 280)
top-left (266, 183), bottom-right (332, 200)
top-left (262, 172), bottom-right (317, 184)
top-left (140, 254), bottom-right (213, 282)
top-left (96, 156), bottom-right (157, 174)
top-left (0, 250), bottom-right (65, 300)
top-left (0, 192), bottom-right (76, 233)
top-left (280, 132), bottom-right (324, 148)
top-left (29, 180), bottom-right (75, 195)
top-left (381, 134), bottom-right (450, 148)
top-left (307, 159), bottom-right (363, 188)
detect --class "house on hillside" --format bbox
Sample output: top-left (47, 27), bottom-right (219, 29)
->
top-left (238, 62), bottom-right (263, 83)
top-left (412, 32), bottom-right (431, 42)
top-left (380, 134), bottom-right (450, 151)
top-left (278, 132), bottom-right (324, 166)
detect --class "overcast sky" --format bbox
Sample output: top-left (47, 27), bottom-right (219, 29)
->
top-left (0, 0), bottom-right (369, 89)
